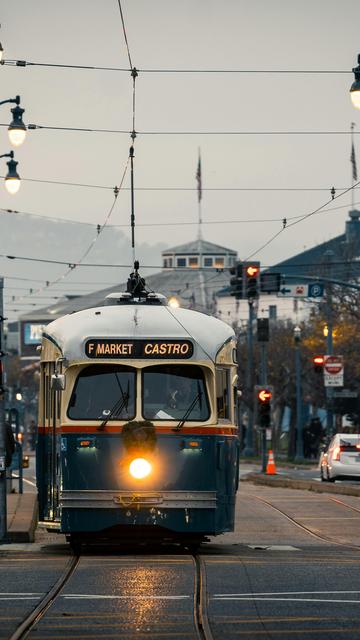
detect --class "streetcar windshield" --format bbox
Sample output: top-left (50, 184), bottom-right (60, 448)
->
top-left (68, 365), bottom-right (136, 420)
top-left (142, 365), bottom-right (210, 421)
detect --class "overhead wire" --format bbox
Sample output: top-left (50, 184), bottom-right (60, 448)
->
top-left (9, 0), bottom-right (137, 308)
top-left (2, 199), bottom-right (359, 229)
top-left (1, 175), bottom-right (359, 194)
top-left (1, 60), bottom-right (352, 74)
top-left (9, 158), bottom-right (129, 305)
top-left (244, 181), bottom-right (360, 261)
top-left (2, 122), bottom-right (360, 136)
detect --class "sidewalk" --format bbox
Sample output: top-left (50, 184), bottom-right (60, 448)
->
top-left (242, 468), bottom-right (360, 497)
top-left (5, 492), bottom-right (38, 543)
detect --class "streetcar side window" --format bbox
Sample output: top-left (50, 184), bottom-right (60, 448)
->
top-left (67, 365), bottom-right (136, 421)
top-left (216, 368), bottom-right (230, 421)
top-left (142, 365), bottom-right (210, 421)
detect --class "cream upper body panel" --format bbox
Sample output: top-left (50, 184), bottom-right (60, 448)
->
top-left (41, 304), bottom-right (235, 364)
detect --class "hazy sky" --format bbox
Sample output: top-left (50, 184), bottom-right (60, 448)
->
top-left (1, 0), bottom-right (360, 319)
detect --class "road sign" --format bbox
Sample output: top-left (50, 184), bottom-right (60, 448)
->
top-left (308, 283), bottom-right (324, 298)
top-left (324, 355), bottom-right (344, 387)
top-left (332, 389), bottom-right (357, 398)
top-left (278, 283), bottom-right (324, 298)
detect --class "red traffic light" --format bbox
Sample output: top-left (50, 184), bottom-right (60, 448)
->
top-left (258, 388), bottom-right (272, 403)
top-left (313, 355), bottom-right (324, 365)
top-left (246, 265), bottom-right (260, 277)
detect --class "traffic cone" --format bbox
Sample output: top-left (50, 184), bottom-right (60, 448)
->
top-left (266, 450), bottom-right (277, 475)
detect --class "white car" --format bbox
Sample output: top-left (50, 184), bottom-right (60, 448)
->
top-left (320, 433), bottom-right (360, 482)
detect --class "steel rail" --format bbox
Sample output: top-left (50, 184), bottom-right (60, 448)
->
top-left (9, 554), bottom-right (80, 640)
top-left (329, 495), bottom-right (360, 515)
top-left (193, 554), bottom-right (214, 640)
top-left (253, 494), bottom-right (360, 551)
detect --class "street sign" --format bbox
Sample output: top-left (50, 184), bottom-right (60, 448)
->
top-left (277, 283), bottom-right (324, 298)
top-left (332, 389), bottom-right (357, 398)
top-left (324, 355), bottom-right (344, 387)
top-left (308, 283), bottom-right (324, 298)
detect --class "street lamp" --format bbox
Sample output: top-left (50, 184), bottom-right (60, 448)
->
top-left (0, 151), bottom-right (21, 194)
top-left (0, 96), bottom-right (27, 147)
top-left (293, 325), bottom-right (304, 461)
top-left (350, 54), bottom-right (360, 110)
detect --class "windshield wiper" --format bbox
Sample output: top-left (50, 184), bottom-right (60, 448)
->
top-left (97, 392), bottom-right (130, 431)
top-left (173, 387), bottom-right (203, 432)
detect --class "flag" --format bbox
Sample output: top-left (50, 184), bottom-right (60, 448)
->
top-left (351, 140), bottom-right (358, 182)
top-left (196, 153), bottom-right (202, 202)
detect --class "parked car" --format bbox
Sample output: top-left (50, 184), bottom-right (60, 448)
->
top-left (319, 433), bottom-right (360, 482)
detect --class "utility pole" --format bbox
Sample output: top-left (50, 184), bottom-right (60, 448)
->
top-left (324, 250), bottom-right (334, 438)
top-left (0, 277), bottom-right (6, 542)
top-left (258, 318), bottom-right (269, 471)
top-left (243, 301), bottom-right (255, 456)
top-left (294, 325), bottom-right (304, 461)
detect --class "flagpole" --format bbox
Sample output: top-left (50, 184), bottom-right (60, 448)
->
top-left (351, 122), bottom-right (356, 209)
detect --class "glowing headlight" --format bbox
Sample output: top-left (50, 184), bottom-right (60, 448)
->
top-left (129, 457), bottom-right (152, 479)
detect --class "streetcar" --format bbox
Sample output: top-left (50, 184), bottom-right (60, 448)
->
top-left (37, 265), bottom-right (240, 548)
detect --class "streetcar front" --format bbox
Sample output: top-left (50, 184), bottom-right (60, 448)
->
top-left (37, 298), bottom-right (240, 545)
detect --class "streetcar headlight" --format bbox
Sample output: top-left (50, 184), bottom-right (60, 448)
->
top-left (129, 457), bottom-right (152, 479)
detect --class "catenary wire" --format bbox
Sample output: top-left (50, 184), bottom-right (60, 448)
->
top-left (116, 0), bottom-right (133, 69)
top-left (1, 199), bottom-right (359, 229)
top-left (244, 181), bottom-right (360, 260)
top-left (4, 123), bottom-right (360, 136)
top-left (9, 158), bottom-right (129, 305)
top-left (1, 172), bottom-right (358, 193)
top-left (0, 60), bottom-right (352, 73)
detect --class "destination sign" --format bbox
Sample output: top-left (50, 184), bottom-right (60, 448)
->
top-left (85, 339), bottom-right (193, 359)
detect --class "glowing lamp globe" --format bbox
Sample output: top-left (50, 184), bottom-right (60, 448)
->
top-left (350, 83), bottom-right (360, 110)
top-left (5, 157), bottom-right (21, 195)
top-left (8, 105), bottom-right (27, 147)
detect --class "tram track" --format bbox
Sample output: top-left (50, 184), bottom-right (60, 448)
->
top-left (7, 550), bottom-right (213, 640)
top-left (194, 554), bottom-right (214, 640)
top-left (9, 554), bottom-right (80, 640)
top-left (253, 494), bottom-right (360, 551)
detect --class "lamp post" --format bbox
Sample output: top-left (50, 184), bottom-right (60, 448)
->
top-left (0, 96), bottom-right (27, 147)
top-left (0, 151), bottom-right (21, 194)
top-left (350, 54), bottom-right (360, 110)
top-left (294, 325), bottom-right (304, 461)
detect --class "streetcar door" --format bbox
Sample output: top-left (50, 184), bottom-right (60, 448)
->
top-left (41, 362), bottom-right (62, 521)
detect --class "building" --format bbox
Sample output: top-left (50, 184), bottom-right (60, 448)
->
top-left (17, 239), bottom-right (238, 359)
top-left (217, 208), bottom-right (360, 326)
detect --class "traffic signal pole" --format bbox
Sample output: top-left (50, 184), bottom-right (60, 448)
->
top-left (260, 342), bottom-right (268, 472)
top-left (243, 300), bottom-right (255, 457)
top-left (0, 278), bottom-right (6, 542)
top-left (325, 251), bottom-right (334, 439)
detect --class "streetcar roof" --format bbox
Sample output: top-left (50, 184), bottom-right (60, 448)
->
top-left (43, 303), bottom-right (235, 362)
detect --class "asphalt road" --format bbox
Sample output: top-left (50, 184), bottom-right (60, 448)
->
top-left (1, 475), bottom-right (360, 639)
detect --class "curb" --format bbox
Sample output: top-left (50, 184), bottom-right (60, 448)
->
top-left (242, 473), bottom-right (360, 497)
top-left (8, 494), bottom-right (38, 543)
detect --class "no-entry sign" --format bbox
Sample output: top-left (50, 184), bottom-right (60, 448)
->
top-left (324, 355), bottom-right (344, 387)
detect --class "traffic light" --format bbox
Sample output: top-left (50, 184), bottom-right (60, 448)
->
top-left (244, 263), bottom-right (260, 300)
top-left (257, 387), bottom-right (272, 428)
top-left (313, 355), bottom-right (324, 374)
top-left (260, 272), bottom-right (281, 294)
top-left (257, 318), bottom-right (269, 342)
top-left (229, 262), bottom-right (244, 299)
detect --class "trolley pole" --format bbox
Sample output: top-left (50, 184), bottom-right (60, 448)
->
top-left (243, 301), bottom-right (255, 457)
top-left (0, 277), bottom-right (7, 542)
